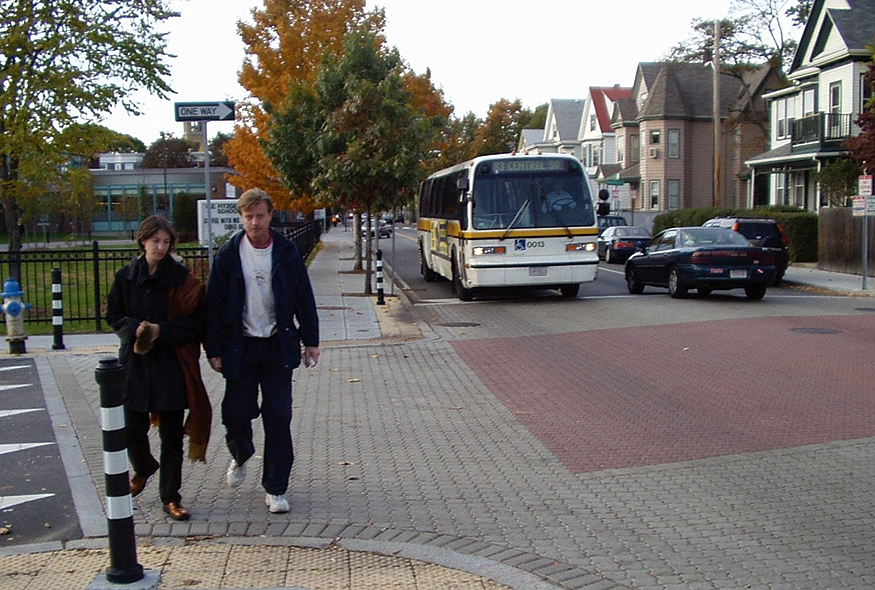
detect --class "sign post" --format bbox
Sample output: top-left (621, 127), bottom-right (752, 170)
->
top-left (857, 175), bottom-right (873, 290)
top-left (174, 101), bottom-right (236, 266)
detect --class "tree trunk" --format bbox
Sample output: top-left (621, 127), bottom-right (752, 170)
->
top-left (3, 197), bottom-right (23, 281)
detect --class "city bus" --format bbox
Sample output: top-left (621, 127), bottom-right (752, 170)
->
top-left (417, 153), bottom-right (599, 300)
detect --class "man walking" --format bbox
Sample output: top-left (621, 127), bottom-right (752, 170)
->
top-left (205, 188), bottom-right (320, 513)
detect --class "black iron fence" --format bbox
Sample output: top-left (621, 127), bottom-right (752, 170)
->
top-left (0, 221), bottom-right (322, 331)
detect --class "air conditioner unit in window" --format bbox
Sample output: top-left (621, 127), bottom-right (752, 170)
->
top-left (649, 148), bottom-right (659, 158)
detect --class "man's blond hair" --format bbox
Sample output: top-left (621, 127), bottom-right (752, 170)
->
top-left (237, 188), bottom-right (275, 214)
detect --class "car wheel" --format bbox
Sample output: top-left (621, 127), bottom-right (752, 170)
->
top-left (697, 287), bottom-right (713, 297)
top-left (560, 284), bottom-right (579, 298)
top-left (745, 284), bottom-right (767, 300)
top-left (773, 270), bottom-right (784, 286)
top-left (452, 256), bottom-right (473, 301)
top-left (668, 267), bottom-right (688, 299)
top-left (626, 269), bottom-right (644, 294)
top-left (605, 247), bottom-right (613, 264)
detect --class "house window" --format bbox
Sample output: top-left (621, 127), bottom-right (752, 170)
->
top-left (775, 173), bottom-right (786, 205)
top-left (829, 82), bottom-right (842, 137)
top-left (802, 87), bottom-right (816, 116)
top-left (593, 146), bottom-right (600, 167)
top-left (650, 180), bottom-right (660, 209)
top-left (667, 129), bottom-right (680, 159)
top-left (649, 130), bottom-right (661, 144)
top-left (667, 180), bottom-right (680, 210)
top-left (590, 114), bottom-right (597, 131)
top-left (793, 172), bottom-right (806, 207)
top-left (617, 137), bottom-right (625, 163)
top-left (776, 96), bottom-right (796, 139)
top-left (860, 72), bottom-right (873, 114)
top-left (630, 135), bottom-right (640, 163)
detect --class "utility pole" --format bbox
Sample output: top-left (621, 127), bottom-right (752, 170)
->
top-left (713, 20), bottom-right (722, 208)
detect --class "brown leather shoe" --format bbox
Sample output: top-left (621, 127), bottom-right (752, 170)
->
top-left (129, 473), bottom-right (150, 498)
top-left (162, 502), bottom-right (190, 521)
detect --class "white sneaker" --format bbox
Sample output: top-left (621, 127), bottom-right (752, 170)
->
top-left (265, 493), bottom-right (289, 513)
top-left (226, 460), bottom-right (245, 487)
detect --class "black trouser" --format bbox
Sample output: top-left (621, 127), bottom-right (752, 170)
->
top-left (126, 409), bottom-right (185, 505)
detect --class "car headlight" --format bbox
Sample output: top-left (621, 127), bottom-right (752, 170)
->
top-left (472, 246), bottom-right (507, 255)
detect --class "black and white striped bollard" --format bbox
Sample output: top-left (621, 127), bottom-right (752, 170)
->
top-left (376, 249), bottom-right (385, 305)
top-left (95, 357), bottom-right (143, 584)
top-left (51, 268), bottom-right (65, 350)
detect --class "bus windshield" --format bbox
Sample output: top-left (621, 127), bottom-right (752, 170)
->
top-left (471, 171), bottom-right (595, 230)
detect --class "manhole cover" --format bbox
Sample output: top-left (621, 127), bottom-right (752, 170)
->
top-left (437, 322), bottom-right (481, 328)
top-left (791, 327), bottom-right (842, 334)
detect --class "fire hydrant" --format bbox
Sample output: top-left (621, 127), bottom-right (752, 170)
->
top-left (1, 278), bottom-right (30, 354)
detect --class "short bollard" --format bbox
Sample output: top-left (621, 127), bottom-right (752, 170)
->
top-left (95, 357), bottom-right (143, 584)
top-left (376, 249), bottom-right (385, 305)
top-left (51, 268), bottom-right (65, 350)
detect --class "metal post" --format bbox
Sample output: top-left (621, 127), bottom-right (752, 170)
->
top-left (51, 268), bottom-right (65, 350)
top-left (204, 122), bottom-right (213, 267)
top-left (95, 357), bottom-right (143, 584)
top-left (376, 249), bottom-right (385, 305)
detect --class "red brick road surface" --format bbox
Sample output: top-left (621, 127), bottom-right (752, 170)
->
top-left (453, 313), bottom-right (875, 474)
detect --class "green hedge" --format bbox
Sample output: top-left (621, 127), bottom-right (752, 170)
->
top-left (652, 206), bottom-right (818, 263)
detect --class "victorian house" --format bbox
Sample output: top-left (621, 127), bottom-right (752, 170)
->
top-left (745, 0), bottom-right (875, 211)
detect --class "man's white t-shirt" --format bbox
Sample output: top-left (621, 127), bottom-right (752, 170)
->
top-left (239, 236), bottom-right (276, 338)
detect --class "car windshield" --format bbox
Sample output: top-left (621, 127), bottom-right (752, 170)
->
top-left (471, 173), bottom-right (595, 230)
top-left (679, 228), bottom-right (751, 247)
top-left (615, 227), bottom-right (649, 238)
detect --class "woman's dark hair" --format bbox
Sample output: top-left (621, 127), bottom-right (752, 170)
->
top-left (136, 215), bottom-right (177, 253)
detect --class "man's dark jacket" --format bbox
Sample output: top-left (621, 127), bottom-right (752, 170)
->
top-left (204, 229), bottom-right (319, 381)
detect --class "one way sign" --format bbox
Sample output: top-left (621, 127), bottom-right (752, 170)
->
top-left (174, 101), bottom-right (236, 122)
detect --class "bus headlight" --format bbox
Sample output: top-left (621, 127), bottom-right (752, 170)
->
top-left (566, 242), bottom-right (596, 252)
top-left (473, 246), bottom-right (506, 255)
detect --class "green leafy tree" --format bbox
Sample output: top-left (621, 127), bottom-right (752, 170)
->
top-left (269, 24), bottom-right (428, 289)
top-left (209, 132), bottom-right (233, 168)
top-left (474, 99), bottom-right (535, 156)
top-left (141, 136), bottom-right (198, 168)
top-left (0, 1), bottom-right (175, 266)
top-left (814, 157), bottom-right (861, 207)
top-left (668, 0), bottom-right (811, 67)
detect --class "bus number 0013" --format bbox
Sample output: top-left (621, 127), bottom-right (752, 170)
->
top-left (527, 241), bottom-right (545, 248)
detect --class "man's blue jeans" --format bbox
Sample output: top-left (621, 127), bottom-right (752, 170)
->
top-left (222, 335), bottom-right (294, 495)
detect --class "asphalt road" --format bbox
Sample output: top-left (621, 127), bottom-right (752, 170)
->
top-left (0, 358), bottom-right (81, 546)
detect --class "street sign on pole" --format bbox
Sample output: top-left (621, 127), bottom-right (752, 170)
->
top-left (174, 101), bottom-right (235, 122)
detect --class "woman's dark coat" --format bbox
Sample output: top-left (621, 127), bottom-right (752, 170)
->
top-left (105, 255), bottom-right (207, 413)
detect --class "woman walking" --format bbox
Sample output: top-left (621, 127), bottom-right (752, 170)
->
top-left (106, 215), bottom-right (210, 520)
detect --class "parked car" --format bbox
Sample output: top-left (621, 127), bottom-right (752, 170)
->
top-left (702, 217), bottom-right (789, 284)
top-left (362, 219), bottom-right (392, 238)
top-left (597, 215), bottom-right (628, 236)
top-left (624, 226), bottom-right (777, 300)
top-left (597, 226), bottom-right (651, 263)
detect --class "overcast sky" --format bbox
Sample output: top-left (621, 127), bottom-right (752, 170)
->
top-left (101, 0), bottom-right (733, 145)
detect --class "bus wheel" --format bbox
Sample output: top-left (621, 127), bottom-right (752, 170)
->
top-left (420, 247), bottom-right (437, 282)
top-left (452, 258), bottom-right (473, 301)
top-left (560, 284), bottom-right (579, 298)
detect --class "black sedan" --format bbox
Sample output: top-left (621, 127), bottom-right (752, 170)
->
top-left (597, 226), bottom-right (651, 264)
top-left (624, 227), bottom-right (777, 300)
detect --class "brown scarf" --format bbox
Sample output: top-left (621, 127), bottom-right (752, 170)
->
top-left (167, 272), bottom-right (212, 462)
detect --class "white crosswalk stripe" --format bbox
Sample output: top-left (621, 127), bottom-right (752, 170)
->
top-left (0, 494), bottom-right (54, 510)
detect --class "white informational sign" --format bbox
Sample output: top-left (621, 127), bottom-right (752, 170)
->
top-left (853, 195), bottom-right (866, 217)
top-left (198, 199), bottom-right (242, 247)
top-left (859, 175), bottom-right (873, 197)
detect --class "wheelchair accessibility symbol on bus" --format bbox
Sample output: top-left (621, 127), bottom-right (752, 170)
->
top-left (514, 238), bottom-right (526, 251)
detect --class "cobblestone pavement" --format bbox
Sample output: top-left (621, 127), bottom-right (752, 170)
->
top-left (1, 228), bottom-right (874, 589)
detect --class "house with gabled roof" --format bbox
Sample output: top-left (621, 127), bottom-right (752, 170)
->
top-left (580, 85), bottom-right (632, 178)
top-left (608, 60), bottom-right (783, 213)
top-left (746, 0), bottom-right (875, 211)
top-left (536, 98), bottom-right (587, 156)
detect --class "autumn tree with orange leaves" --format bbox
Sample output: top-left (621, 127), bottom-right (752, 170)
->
top-left (226, 0), bottom-right (383, 213)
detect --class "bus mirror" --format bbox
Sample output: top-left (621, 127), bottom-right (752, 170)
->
top-left (456, 177), bottom-right (469, 192)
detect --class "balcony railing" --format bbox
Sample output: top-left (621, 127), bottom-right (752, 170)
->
top-left (791, 112), bottom-right (854, 150)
